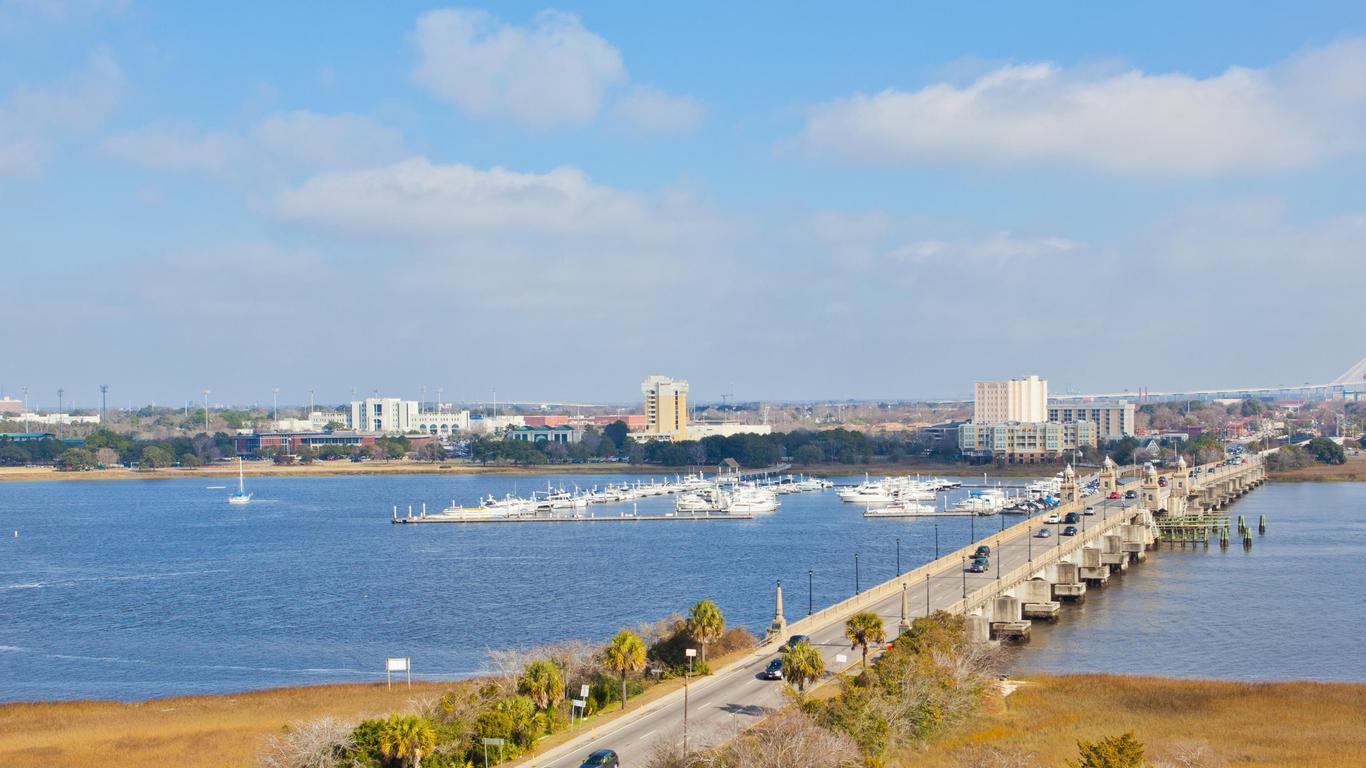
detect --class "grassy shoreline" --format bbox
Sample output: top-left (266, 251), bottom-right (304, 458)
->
top-left (5, 674), bottom-right (1362, 767)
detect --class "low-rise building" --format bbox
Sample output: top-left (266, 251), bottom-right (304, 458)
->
top-left (504, 425), bottom-right (582, 445)
top-left (233, 431), bottom-right (378, 455)
top-left (959, 420), bottom-right (1096, 463)
top-left (467, 414), bottom-right (526, 435)
top-left (0, 397), bottom-right (21, 415)
top-left (684, 423), bottom-right (773, 440)
top-left (348, 397), bottom-right (470, 435)
top-left (1047, 401), bottom-right (1135, 440)
top-left (18, 412), bottom-right (100, 426)
top-left (275, 411), bottom-right (347, 433)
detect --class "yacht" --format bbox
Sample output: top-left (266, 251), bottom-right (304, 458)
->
top-left (863, 500), bottom-right (937, 517)
top-left (723, 486), bottom-right (779, 514)
top-left (951, 488), bottom-right (1009, 515)
top-left (227, 458), bottom-right (252, 505)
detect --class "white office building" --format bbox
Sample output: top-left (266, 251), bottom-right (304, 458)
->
top-left (1048, 401), bottom-right (1136, 440)
top-left (973, 376), bottom-right (1048, 424)
top-left (348, 398), bottom-right (470, 435)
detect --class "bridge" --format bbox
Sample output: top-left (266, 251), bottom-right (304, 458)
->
top-left (532, 456), bottom-right (1268, 768)
top-left (1050, 355), bottom-right (1366, 403)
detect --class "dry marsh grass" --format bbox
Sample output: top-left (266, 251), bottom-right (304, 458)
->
top-left (909, 674), bottom-right (1366, 767)
top-left (0, 681), bottom-right (456, 768)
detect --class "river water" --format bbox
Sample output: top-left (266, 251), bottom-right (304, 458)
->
top-left (1, 473), bottom-right (1361, 701)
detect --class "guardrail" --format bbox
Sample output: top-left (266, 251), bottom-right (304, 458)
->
top-left (776, 479), bottom-right (1144, 642)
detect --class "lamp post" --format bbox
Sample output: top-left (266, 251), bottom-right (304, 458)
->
top-left (970, 512), bottom-right (975, 542)
top-left (934, 522), bottom-right (940, 558)
top-left (895, 537), bottom-right (901, 576)
top-left (854, 553), bottom-right (860, 594)
top-left (272, 388), bottom-right (280, 422)
top-left (684, 648), bottom-right (697, 753)
top-left (961, 556), bottom-right (967, 598)
top-left (808, 569), bottom-right (813, 616)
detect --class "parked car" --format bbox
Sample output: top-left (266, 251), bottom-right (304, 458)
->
top-left (1064, 512), bottom-right (1080, 524)
top-left (580, 750), bottom-right (620, 768)
top-left (785, 634), bottom-right (810, 650)
top-left (1108, 492), bottom-right (1121, 500)
top-left (1045, 513), bottom-right (1062, 524)
top-left (1062, 525), bottom-right (1078, 536)
top-left (1035, 528), bottom-right (1051, 538)
top-left (762, 658), bottom-right (784, 680)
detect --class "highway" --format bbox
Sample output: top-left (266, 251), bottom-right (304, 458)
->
top-left (534, 489), bottom-right (1142, 768)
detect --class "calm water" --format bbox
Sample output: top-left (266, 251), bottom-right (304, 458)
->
top-left (1009, 481), bottom-right (1366, 681)
top-left (1, 474), bottom-right (1361, 702)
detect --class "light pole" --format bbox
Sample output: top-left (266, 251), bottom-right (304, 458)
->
top-left (854, 553), bottom-right (860, 594)
top-left (684, 647), bottom-right (696, 753)
top-left (895, 537), bottom-right (901, 576)
top-left (272, 388), bottom-right (280, 423)
top-left (99, 384), bottom-right (108, 428)
top-left (970, 512), bottom-right (976, 542)
top-left (961, 556), bottom-right (967, 598)
top-left (203, 389), bottom-right (210, 433)
top-left (808, 569), bottom-right (813, 616)
top-left (934, 522), bottom-right (940, 558)
top-left (57, 387), bottom-right (64, 439)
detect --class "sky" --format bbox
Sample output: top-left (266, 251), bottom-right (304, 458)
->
top-left (3, 1), bottom-right (1366, 409)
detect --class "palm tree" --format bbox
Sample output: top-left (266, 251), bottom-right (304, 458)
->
top-left (603, 629), bottom-right (647, 711)
top-left (844, 611), bottom-right (886, 670)
top-left (780, 640), bottom-right (825, 693)
top-left (517, 659), bottom-right (565, 733)
top-left (378, 714), bottom-right (435, 768)
top-left (686, 599), bottom-right (725, 662)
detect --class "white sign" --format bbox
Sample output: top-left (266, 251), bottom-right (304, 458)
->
top-left (685, 648), bottom-right (697, 658)
top-left (386, 657), bottom-right (409, 672)
top-left (835, 653), bottom-right (848, 664)
top-left (482, 737), bottom-right (505, 746)
top-left (581, 684), bottom-right (590, 697)
top-left (386, 657), bottom-right (412, 689)
top-left (572, 698), bottom-right (586, 707)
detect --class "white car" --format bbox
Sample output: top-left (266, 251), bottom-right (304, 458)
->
top-left (1044, 513), bottom-right (1062, 524)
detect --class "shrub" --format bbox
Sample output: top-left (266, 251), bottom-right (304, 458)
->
top-left (1068, 731), bottom-right (1146, 768)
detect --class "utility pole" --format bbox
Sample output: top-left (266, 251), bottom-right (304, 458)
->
top-left (99, 384), bottom-right (108, 428)
top-left (309, 389), bottom-right (315, 416)
top-left (57, 387), bottom-right (65, 439)
top-left (203, 389), bottom-right (211, 432)
top-left (272, 388), bottom-right (280, 423)
top-left (21, 386), bottom-right (28, 432)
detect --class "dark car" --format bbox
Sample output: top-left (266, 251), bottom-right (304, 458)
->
top-left (580, 750), bottom-right (619, 768)
top-left (974, 545), bottom-right (991, 557)
top-left (786, 634), bottom-right (810, 649)
top-left (762, 658), bottom-right (784, 680)
top-left (968, 557), bottom-right (989, 573)
top-left (1124, 490), bottom-right (1138, 499)
top-left (1063, 512), bottom-right (1079, 524)
top-left (1035, 527), bottom-right (1051, 538)
top-left (1062, 525), bottom-right (1078, 537)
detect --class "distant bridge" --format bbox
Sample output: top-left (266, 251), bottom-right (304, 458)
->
top-left (1051, 356), bottom-right (1366, 403)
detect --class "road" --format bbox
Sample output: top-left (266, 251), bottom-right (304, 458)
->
top-left (534, 490), bottom-right (1141, 768)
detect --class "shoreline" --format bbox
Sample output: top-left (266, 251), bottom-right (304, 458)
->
top-left (0, 460), bottom-right (1054, 484)
top-left (4, 673), bottom-right (1362, 767)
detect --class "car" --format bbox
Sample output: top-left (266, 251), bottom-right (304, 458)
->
top-left (1108, 492), bottom-right (1121, 500)
top-left (580, 750), bottom-right (620, 768)
top-left (785, 634), bottom-right (810, 650)
top-left (1035, 528), bottom-right (1051, 538)
top-left (974, 545), bottom-right (991, 557)
top-left (1062, 525), bottom-right (1078, 536)
top-left (1044, 513), bottom-right (1062, 524)
top-left (1063, 512), bottom-right (1080, 524)
top-left (1083, 506), bottom-right (1095, 516)
top-left (1124, 490), bottom-right (1138, 499)
top-left (762, 658), bottom-right (784, 680)
top-left (968, 558), bottom-right (989, 573)
top-left (1158, 477), bottom-right (1168, 487)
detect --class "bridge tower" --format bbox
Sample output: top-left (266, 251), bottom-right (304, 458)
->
top-left (1140, 461), bottom-right (1164, 513)
top-left (1168, 455), bottom-right (1191, 516)
top-left (1099, 456), bottom-right (1118, 495)
top-left (1059, 463), bottom-right (1079, 504)
top-left (766, 580), bottom-right (787, 643)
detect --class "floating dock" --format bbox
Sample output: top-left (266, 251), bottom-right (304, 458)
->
top-left (392, 509), bottom-right (755, 524)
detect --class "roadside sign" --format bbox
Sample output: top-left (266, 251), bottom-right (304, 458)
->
top-left (385, 657), bottom-right (411, 689)
top-left (580, 684), bottom-right (590, 697)
top-left (482, 738), bottom-right (505, 746)
top-left (572, 698), bottom-right (586, 707)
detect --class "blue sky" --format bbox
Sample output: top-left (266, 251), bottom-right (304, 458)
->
top-left (3, 1), bottom-right (1366, 409)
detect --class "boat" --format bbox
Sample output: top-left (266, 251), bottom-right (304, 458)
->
top-left (951, 488), bottom-right (1009, 515)
top-left (723, 485), bottom-right (779, 514)
top-left (863, 500), bottom-right (937, 517)
top-left (228, 458), bottom-right (252, 505)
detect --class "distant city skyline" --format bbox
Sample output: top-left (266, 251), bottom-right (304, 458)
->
top-left (4, 3), bottom-right (1365, 403)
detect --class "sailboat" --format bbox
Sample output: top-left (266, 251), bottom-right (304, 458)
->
top-left (228, 457), bottom-right (252, 505)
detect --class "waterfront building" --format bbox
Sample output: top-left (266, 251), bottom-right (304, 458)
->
top-left (973, 375), bottom-right (1048, 423)
top-left (958, 419), bottom-right (1096, 463)
top-left (18, 412), bottom-right (100, 426)
top-left (467, 414), bottom-right (526, 435)
top-left (232, 431), bottom-right (378, 455)
top-left (504, 425), bottom-right (582, 445)
top-left (1048, 401), bottom-right (1136, 440)
top-left (348, 397), bottom-right (470, 435)
top-left (642, 375), bottom-right (689, 440)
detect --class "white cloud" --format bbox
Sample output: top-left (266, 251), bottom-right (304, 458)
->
top-left (795, 38), bottom-right (1366, 175)
top-left (609, 86), bottom-right (704, 136)
top-left (412, 8), bottom-right (624, 130)
top-left (890, 233), bottom-right (1080, 263)
top-left (103, 111), bottom-right (406, 176)
top-left (274, 157), bottom-right (667, 239)
top-left (0, 52), bottom-right (123, 176)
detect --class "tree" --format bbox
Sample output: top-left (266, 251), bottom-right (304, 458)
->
top-left (377, 714), bottom-right (435, 768)
top-left (844, 611), bottom-right (887, 670)
top-left (179, 452), bottom-right (203, 468)
top-left (603, 629), bottom-right (647, 711)
top-left (0, 443), bottom-right (31, 466)
top-left (1308, 437), bottom-right (1346, 465)
top-left (603, 420), bottom-right (629, 452)
top-left (781, 639), bottom-right (825, 693)
top-left (517, 659), bottom-right (564, 734)
top-left (139, 445), bottom-right (174, 469)
top-left (793, 444), bottom-right (824, 465)
top-left (1067, 731), bottom-right (1145, 768)
top-left (685, 599), bottom-right (725, 662)
top-left (57, 447), bottom-right (96, 471)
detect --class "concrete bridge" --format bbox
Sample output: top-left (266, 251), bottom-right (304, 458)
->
top-left (532, 455), bottom-right (1268, 768)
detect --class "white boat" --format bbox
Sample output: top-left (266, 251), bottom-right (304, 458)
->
top-left (951, 488), bottom-right (1008, 515)
top-left (227, 458), bottom-right (252, 505)
top-left (723, 485), bottom-right (779, 514)
top-left (863, 500), bottom-right (937, 517)
top-left (837, 483), bottom-right (893, 504)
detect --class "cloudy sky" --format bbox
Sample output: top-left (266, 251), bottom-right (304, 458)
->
top-left (3, 1), bottom-right (1366, 408)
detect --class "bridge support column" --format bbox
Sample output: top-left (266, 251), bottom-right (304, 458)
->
top-left (1018, 578), bottom-right (1060, 621)
top-left (966, 613), bottom-right (990, 644)
top-left (1052, 561), bottom-right (1087, 602)
top-left (990, 596), bottom-right (1030, 642)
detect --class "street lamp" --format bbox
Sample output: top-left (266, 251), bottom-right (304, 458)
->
top-left (854, 553), bottom-right (860, 594)
top-left (961, 556), bottom-right (967, 598)
top-left (272, 388), bottom-right (280, 422)
top-left (895, 537), bottom-right (901, 576)
top-left (934, 522), bottom-right (940, 558)
top-left (684, 648), bottom-right (697, 753)
top-left (808, 569), bottom-right (813, 616)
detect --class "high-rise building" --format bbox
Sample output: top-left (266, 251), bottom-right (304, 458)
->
top-left (973, 376), bottom-right (1048, 423)
top-left (1048, 401), bottom-right (1136, 440)
top-left (641, 374), bottom-right (689, 440)
top-left (348, 397), bottom-right (470, 435)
